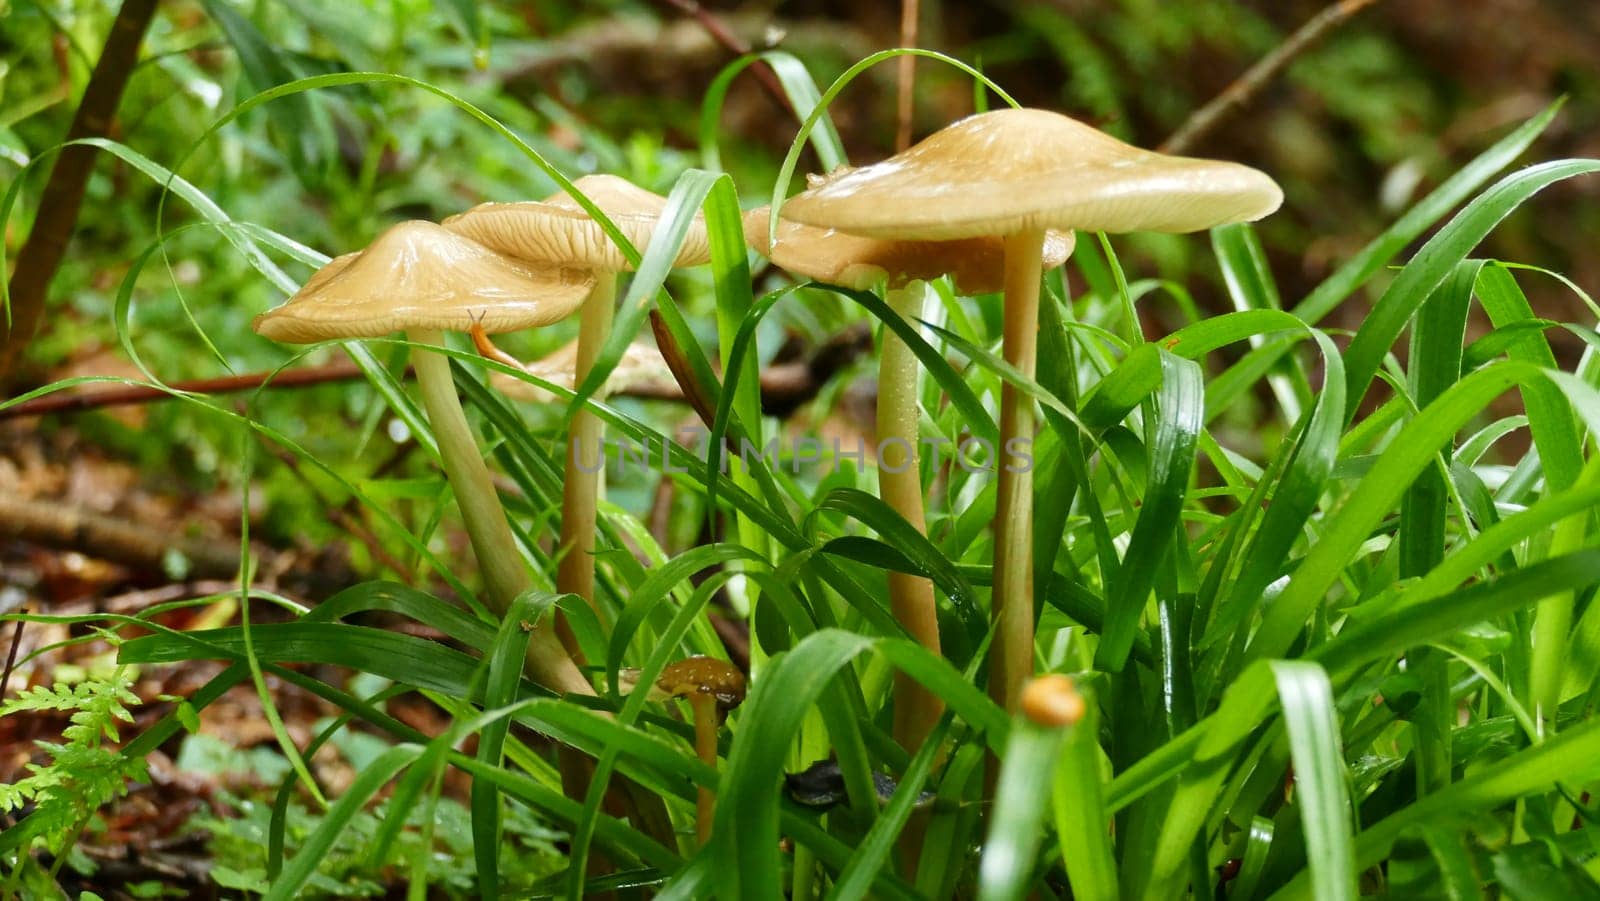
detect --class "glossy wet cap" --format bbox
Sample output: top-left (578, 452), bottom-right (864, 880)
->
top-left (490, 337), bottom-right (676, 403)
top-left (253, 221), bottom-right (597, 343)
top-left (780, 108), bottom-right (1283, 241)
top-left (656, 656), bottom-right (747, 711)
top-left (443, 174), bottom-right (712, 272)
top-left (744, 206), bottom-right (1073, 295)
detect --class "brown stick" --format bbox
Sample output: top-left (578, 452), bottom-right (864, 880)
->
top-left (648, 310), bottom-right (741, 460)
top-left (0, 494), bottom-right (244, 580)
top-left (3, 327), bottom-right (871, 421)
top-left (1159, 0), bottom-right (1384, 155)
top-left (1, 360), bottom-right (382, 420)
top-left (895, 0), bottom-right (920, 152)
top-left (649, 0), bottom-right (798, 120)
top-left (0, 620), bottom-right (23, 703)
top-left (1, 0), bottom-right (160, 385)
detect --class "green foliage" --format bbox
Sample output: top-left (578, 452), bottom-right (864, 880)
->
top-left (0, 671), bottom-right (149, 884)
top-left (7, 2), bottom-right (1600, 898)
top-left (198, 790), bottom-right (562, 898)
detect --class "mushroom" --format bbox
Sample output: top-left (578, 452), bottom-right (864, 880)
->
top-left (253, 221), bottom-right (595, 696)
top-left (651, 656), bottom-right (746, 845)
top-left (744, 207), bottom-right (1072, 750)
top-left (780, 108), bottom-right (1281, 713)
top-left (444, 175), bottom-right (711, 622)
top-left (1020, 673), bottom-right (1085, 728)
top-left (471, 329), bottom-right (677, 405)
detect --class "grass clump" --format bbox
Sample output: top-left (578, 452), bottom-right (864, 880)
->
top-left (4, 7), bottom-right (1600, 898)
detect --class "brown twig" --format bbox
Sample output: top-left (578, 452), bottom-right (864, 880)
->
top-left (649, 0), bottom-right (798, 120)
top-left (0, 360), bottom-right (385, 420)
top-left (4, 327), bottom-right (871, 421)
top-left (0, 494), bottom-right (245, 581)
top-left (1160, 0), bottom-right (1385, 155)
top-left (1, 0), bottom-right (160, 385)
top-left (0, 620), bottom-right (24, 703)
top-left (895, 0), bottom-right (921, 151)
top-left (648, 310), bottom-right (735, 456)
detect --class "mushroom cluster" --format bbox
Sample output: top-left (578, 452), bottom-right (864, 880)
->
top-left (445, 175), bottom-right (711, 644)
top-left (250, 105), bottom-right (1280, 847)
top-left (253, 221), bottom-right (595, 696)
top-left (774, 107), bottom-right (1281, 718)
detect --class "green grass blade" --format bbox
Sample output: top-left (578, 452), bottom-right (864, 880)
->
top-left (264, 744), bottom-right (422, 901)
top-left (1292, 99), bottom-right (1563, 324)
top-left (472, 590), bottom-right (562, 900)
top-left (1476, 264), bottom-right (1585, 489)
top-left (1054, 683), bottom-right (1118, 901)
top-left (978, 719), bottom-right (1067, 901)
top-left (120, 622), bottom-right (489, 698)
top-left (1268, 661), bottom-right (1355, 901)
top-left (1097, 351), bottom-right (1202, 671)
top-left (816, 284), bottom-right (999, 444)
top-left (712, 630), bottom-right (874, 899)
top-left (200, 0), bottom-right (326, 180)
top-left (1251, 360), bottom-right (1600, 663)
top-left (1272, 718), bottom-right (1600, 899)
top-left (307, 581), bottom-right (495, 649)
top-left (1400, 260), bottom-right (1480, 795)
top-left (1342, 160), bottom-right (1600, 417)
top-left (829, 717), bottom-right (951, 899)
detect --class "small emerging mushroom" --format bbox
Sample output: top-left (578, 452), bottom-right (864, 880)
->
top-left (639, 656), bottom-right (745, 845)
top-left (1020, 673), bottom-right (1085, 728)
top-left (445, 176), bottom-right (711, 623)
top-left (781, 108), bottom-right (1282, 713)
top-left (745, 206), bottom-right (1072, 752)
top-left (253, 222), bottom-right (595, 697)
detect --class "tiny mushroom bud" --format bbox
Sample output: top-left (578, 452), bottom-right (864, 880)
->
top-left (1020, 674), bottom-right (1085, 728)
top-left (445, 175), bottom-right (712, 623)
top-left (655, 656), bottom-right (746, 844)
top-left (253, 222), bottom-right (595, 698)
top-left (781, 108), bottom-right (1282, 716)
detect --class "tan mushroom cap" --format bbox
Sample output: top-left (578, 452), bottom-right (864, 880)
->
top-left (780, 108), bottom-right (1283, 241)
top-left (253, 221), bottom-right (597, 343)
top-left (443, 174), bottom-right (712, 273)
top-left (744, 207), bottom-right (1074, 295)
top-left (490, 337), bottom-right (675, 403)
top-left (655, 656), bottom-right (747, 711)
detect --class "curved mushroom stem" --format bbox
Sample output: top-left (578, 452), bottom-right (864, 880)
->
top-left (408, 329), bottom-right (592, 697)
top-left (878, 281), bottom-right (944, 750)
top-left (688, 692), bottom-right (719, 846)
top-left (990, 229), bottom-right (1045, 717)
top-left (556, 277), bottom-right (618, 633)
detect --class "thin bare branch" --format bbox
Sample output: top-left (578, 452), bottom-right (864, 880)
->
top-left (649, 0), bottom-right (797, 120)
top-left (1160, 0), bottom-right (1384, 155)
top-left (2, 0), bottom-right (159, 385)
top-left (0, 494), bottom-right (245, 580)
top-left (5, 327), bottom-right (872, 421)
top-left (896, 0), bottom-right (921, 151)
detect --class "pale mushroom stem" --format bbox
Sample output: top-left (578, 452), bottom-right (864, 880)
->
top-left (688, 692), bottom-right (719, 846)
top-left (990, 229), bottom-right (1046, 716)
top-left (408, 329), bottom-right (592, 697)
top-left (555, 277), bottom-right (617, 628)
top-left (879, 281), bottom-right (945, 750)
